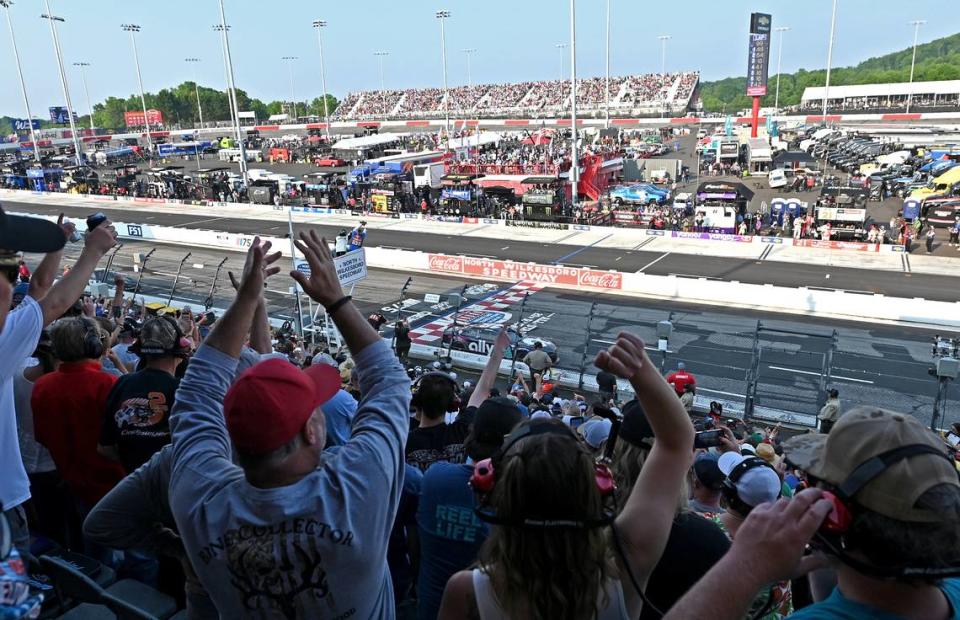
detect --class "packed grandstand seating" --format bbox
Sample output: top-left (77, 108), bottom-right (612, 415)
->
top-left (332, 71), bottom-right (699, 120)
top-left (796, 93), bottom-right (960, 111)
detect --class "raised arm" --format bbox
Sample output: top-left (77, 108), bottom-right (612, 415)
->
top-left (596, 333), bottom-right (694, 598)
top-left (38, 220), bottom-right (117, 326)
top-left (27, 215), bottom-right (73, 302)
top-left (169, 238), bottom-right (281, 478)
top-left (468, 328), bottom-right (510, 408)
top-left (664, 489), bottom-right (832, 620)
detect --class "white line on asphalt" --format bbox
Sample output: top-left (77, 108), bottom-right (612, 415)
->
top-left (767, 365), bottom-right (874, 384)
top-left (615, 256), bottom-right (622, 261)
top-left (501, 246), bottom-right (510, 250)
top-left (637, 252), bottom-right (671, 273)
top-left (180, 217), bottom-right (225, 227)
top-left (697, 387), bottom-right (744, 398)
top-left (592, 338), bottom-right (673, 354)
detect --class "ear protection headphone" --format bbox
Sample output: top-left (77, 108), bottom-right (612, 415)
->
top-left (81, 317), bottom-right (105, 359)
top-left (410, 371), bottom-right (461, 412)
top-left (811, 444), bottom-right (960, 579)
top-left (470, 421), bottom-right (616, 528)
top-left (720, 456), bottom-right (781, 517)
top-left (131, 315), bottom-right (192, 358)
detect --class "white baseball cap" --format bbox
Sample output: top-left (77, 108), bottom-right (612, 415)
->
top-left (718, 452), bottom-right (782, 508)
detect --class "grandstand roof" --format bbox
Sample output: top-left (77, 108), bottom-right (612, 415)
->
top-left (332, 133), bottom-right (408, 150)
top-left (801, 80), bottom-right (960, 102)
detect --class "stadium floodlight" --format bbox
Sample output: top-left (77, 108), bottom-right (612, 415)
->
top-left (215, 0), bottom-right (250, 187)
top-left (121, 23), bottom-right (153, 150)
top-left (73, 62), bottom-right (95, 130)
top-left (1, 0), bottom-right (41, 162)
top-left (282, 56), bottom-right (299, 120)
top-left (773, 27), bottom-right (791, 113)
top-left (312, 20), bottom-right (332, 140)
top-left (436, 10), bottom-right (451, 140)
top-left (823, 0), bottom-right (839, 118)
top-left (568, 0), bottom-right (578, 208)
top-left (658, 34), bottom-right (671, 118)
top-left (41, 3), bottom-right (82, 165)
top-left (906, 20), bottom-right (927, 114)
top-left (373, 51), bottom-right (390, 92)
top-left (461, 48), bottom-right (476, 88)
top-left (185, 58), bottom-right (204, 128)
top-left (604, 0), bottom-right (611, 128)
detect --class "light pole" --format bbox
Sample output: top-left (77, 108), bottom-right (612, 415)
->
top-left (462, 48), bottom-right (476, 89)
top-left (41, 5), bottom-right (82, 166)
top-left (121, 24), bottom-right (153, 152)
top-left (568, 0), bottom-right (578, 209)
top-left (604, 0), bottom-right (611, 128)
top-left (73, 62), bottom-right (94, 130)
top-left (312, 19), bottom-right (332, 141)
top-left (373, 51), bottom-right (389, 92)
top-left (658, 34), bottom-right (671, 118)
top-left (823, 0), bottom-right (839, 118)
top-left (436, 10), bottom-right (451, 140)
top-left (282, 56), bottom-right (299, 120)
top-left (773, 27), bottom-right (790, 114)
top-left (215, 0), bottom-right (249, 189)
top-left (213, 24), bottom-right (240, 137)
top-left (906, 20), bottom-right (926, 114)
top-left (556, 43), bottom-right (567, 112)
top-left (185, 57), bottom-right (204, 129)
top-left (1, 0), bottom-right (41, 162)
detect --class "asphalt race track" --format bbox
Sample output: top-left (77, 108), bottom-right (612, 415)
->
top-left (9, 199), bottom-right (960, 302)
top-left (51, 237), bottom-right (955, 429)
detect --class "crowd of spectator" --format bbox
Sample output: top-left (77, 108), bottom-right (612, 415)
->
top-left (2, 207), bottom-right (959, 620)
top-left (330, 72), bottom-right (700, 120)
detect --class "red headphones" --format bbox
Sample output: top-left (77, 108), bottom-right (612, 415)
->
top-left (469, 421), bottom-right (617, 528)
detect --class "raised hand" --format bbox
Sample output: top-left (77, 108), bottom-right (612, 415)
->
top-left (84, 219), bottom-right (118, 256)
top-left (237, 237), bottom-right (282, 301)
top-left (729, 488), bottom-right (833, 583)
top-left (594, 331), bottom-right (647, 383)
top-left (290, 230), bottom-right (344, 307)
top-left (57, 213), bottom-right (76, 243)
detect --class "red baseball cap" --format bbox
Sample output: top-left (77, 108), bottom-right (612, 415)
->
top-left (224, 358), bottom-right (341, 455)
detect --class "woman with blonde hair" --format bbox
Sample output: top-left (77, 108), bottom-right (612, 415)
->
top-left (439, 332), bottom-right (694, 620)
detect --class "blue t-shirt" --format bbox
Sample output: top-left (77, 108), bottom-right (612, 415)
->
top-left (416, 462), bottom-right (488, 620)
top-left (789, 578), bottom-right (960, 619)
top-left (348, 228), bottom-right (366, 250)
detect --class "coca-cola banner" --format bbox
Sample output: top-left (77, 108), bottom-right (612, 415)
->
top-left (794, 239), bottom-right (879, 252)
top-left (428, 254), bottom-right (623, 290)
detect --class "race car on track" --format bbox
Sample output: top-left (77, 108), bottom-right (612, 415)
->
top-left (440, 325), bottom-right (559, 364)
top-left (610, 183), bottom-right (671, 206)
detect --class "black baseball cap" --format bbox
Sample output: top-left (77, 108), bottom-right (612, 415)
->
top-left (463, 397), bottom-right (522, 460)
top-left (692, 454), bottom-right (725, 491)
top-left (0, 207), bottom-right (66, 253)
top-left (620, 399), bottom-right (654, 449)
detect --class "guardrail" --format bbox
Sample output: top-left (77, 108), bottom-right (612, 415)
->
top-left (16, 210), bottom-right (957, 331)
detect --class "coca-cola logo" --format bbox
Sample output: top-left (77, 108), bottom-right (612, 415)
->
top-left (428, 254), bottom-right (463, 273)
top-left (579, 270), bottom-right (623, 289)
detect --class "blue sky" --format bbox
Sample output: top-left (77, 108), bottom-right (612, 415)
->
top-left (1, 0), bottom-right (956, 116)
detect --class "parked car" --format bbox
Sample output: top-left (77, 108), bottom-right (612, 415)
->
top-left (610, 183), bottom-right (670, 206)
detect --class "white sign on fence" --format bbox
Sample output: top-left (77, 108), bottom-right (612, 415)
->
top-left (294, 248), bottom-right (367, 287)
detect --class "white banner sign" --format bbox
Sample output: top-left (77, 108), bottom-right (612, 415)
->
top-left (294, 248), bottom-right (367, 287)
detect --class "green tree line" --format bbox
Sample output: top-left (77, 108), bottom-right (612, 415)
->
top-left (88, 82), bottom-right (338, 130)
top-left (699, 32), bottom-right (960, 112)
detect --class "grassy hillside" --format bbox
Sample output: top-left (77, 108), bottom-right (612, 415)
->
top-left (698, 32), bottom-right (960, 112)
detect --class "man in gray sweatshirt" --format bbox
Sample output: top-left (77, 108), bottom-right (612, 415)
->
top-left (169, 231), bottom-right (410, 618)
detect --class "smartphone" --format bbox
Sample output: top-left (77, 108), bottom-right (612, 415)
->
top-left (694, 430), bottom-right (723, 449)
top-left (947, 432), bottom-right (960, 448)
top-left (86, 212), bottom-right (107, 231)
